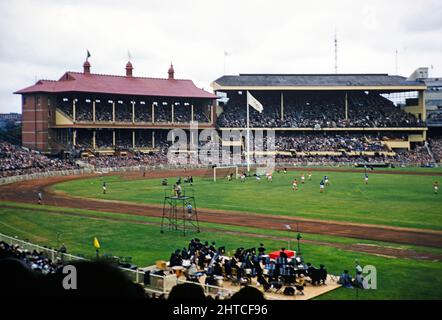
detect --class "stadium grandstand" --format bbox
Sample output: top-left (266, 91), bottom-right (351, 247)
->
top-left (14, 59), bottom-right (217, 157)
top-left (211, 73), bottom-right (437, 166)
top-left (408, 67), bottom-right (442, 128)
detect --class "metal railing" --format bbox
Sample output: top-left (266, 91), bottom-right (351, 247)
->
top-left (0, 233), bottom-right (87, 264)
top-left (0, 163), bottom-right (211, 186)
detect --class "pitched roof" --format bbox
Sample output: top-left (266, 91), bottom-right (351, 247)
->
top-left (15, 72), bottom-right (216, 99)
top-left (212, 74), bottom-right (425, 89)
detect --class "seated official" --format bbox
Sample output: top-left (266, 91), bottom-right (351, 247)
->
top-left (181, 247), bottom-right (190, 260)
top-left (213, 261), bottom-right (223, 276)
top-left (353, 271), bottom-right (364, 289)
top-left (306, 262), bottom-right (318, 280)
top-left (258, 243), bottom-right (266, 256)
top-left (317, 264), bottom-right (328, 285)
top-left (279, 248), bottom-right (288, 259)
top-left (338, 270), bottom-right (353, 288)
top-left (223, 259), bottom-right (233, 278)
top-left (169, 251), bottom-right (182, 268)
top-left (175, 184), bottom-right (182, 197)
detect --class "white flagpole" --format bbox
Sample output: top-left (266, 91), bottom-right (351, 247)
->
top-left (246, 92), bottom-right (250, 172)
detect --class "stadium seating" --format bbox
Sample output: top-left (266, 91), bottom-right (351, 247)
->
top-left (217, 92), bottom-right (423, 128)
top-left (55, 99), bottom-right (210, 124)
top-left (0, 142), bottom-right (78, 178)
top-left (429, 137), bottom-right (442, 162)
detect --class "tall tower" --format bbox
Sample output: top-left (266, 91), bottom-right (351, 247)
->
top-left (334, 30), bottom-right (338, 74)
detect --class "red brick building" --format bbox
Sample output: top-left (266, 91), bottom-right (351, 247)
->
top-left (15, 60), bottom-right (217, 153)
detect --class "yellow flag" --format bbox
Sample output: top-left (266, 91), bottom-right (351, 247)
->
top-left (93, 237), bottom-right (100, 249)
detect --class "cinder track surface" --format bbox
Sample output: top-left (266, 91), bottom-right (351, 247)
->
top-left (1, 167), bottom-right (441, 251)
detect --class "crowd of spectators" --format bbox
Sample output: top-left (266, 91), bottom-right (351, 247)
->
top-left (0, 240), bottom-right (147, 299)
top-left (115, 103), bottom-right (132, 123)
top-left (194, 105), bottom-right (211, 123)
top-left (275, 153), bottom-right (430, 166)
top-left (0, 241), bottom-right (61, 275)
top-left (217, 92), bottom-right (423, 128)
top-left (75, 102), bottom-right (93, 122)
top-left (272, 133), bottom-right (387, 153)
top-left (134, 106), bottom-right (152, 123)
top-left (56, 100), bottom-right (209, 123)
top-left (1, 131), bottom-right (438, 179)
top-left (95, 102), bottom-right (113, 122)
top-left (394, 145), bottom-right (433, 164)
top-left (57, 98), bottom-right (73, 118)
top-left (0, 142), bottom-right (78, 178)
top-left (174, 105), bottom-right (192, 123)
top-left (82, 151), bottom-right (168, 168)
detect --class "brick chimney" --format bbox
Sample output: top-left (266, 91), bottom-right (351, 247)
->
top-left (83, 60), bottom-right (91, 74)
top-left (168, 63), bottom-right (174, 79)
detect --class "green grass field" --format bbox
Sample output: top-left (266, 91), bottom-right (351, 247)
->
top-left (0, 203), bottom-right (442, 300)
top-left (52, 170), bottom-right (442, 230)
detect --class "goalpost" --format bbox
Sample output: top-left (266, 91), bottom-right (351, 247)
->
top-left (213, 165), bottom-right (239, 182)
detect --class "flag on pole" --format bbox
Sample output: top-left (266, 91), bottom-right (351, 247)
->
top-left (86, 50), bottom-right (91, 60)
top-left (247, 91), bottom-right (264, 113)
top-left (93, 237), bottom-right (100, 249)
top-left (128, 50), bottom-right (132, 61)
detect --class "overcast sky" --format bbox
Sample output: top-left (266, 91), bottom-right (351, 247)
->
top-left (1, 0), bottom-right (441, 113)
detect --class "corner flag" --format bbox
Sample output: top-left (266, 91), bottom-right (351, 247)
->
top-left (93, 237), bottom-right (100, 249)
top-left (247, 91), bottom-right (264, 113)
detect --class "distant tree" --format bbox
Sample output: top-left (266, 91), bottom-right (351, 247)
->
top-left (0, 121), bottom-right (21, 145)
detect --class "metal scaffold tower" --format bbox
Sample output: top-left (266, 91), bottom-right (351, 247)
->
top-left (161, 187), bottom-right (200, 235)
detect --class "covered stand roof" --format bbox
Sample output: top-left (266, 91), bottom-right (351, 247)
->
top-left (212, 74), bottom-right (426, 91)
top-left (16, 72), bottom-right (216, 99)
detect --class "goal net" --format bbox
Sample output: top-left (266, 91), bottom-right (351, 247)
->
top-left (213, 166), bottom-right (239, 182)
top-left (255, 166), bottom-right (274, 177)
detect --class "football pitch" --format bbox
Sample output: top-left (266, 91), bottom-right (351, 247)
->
top-left (51, 169), bottom-right (442, 230)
